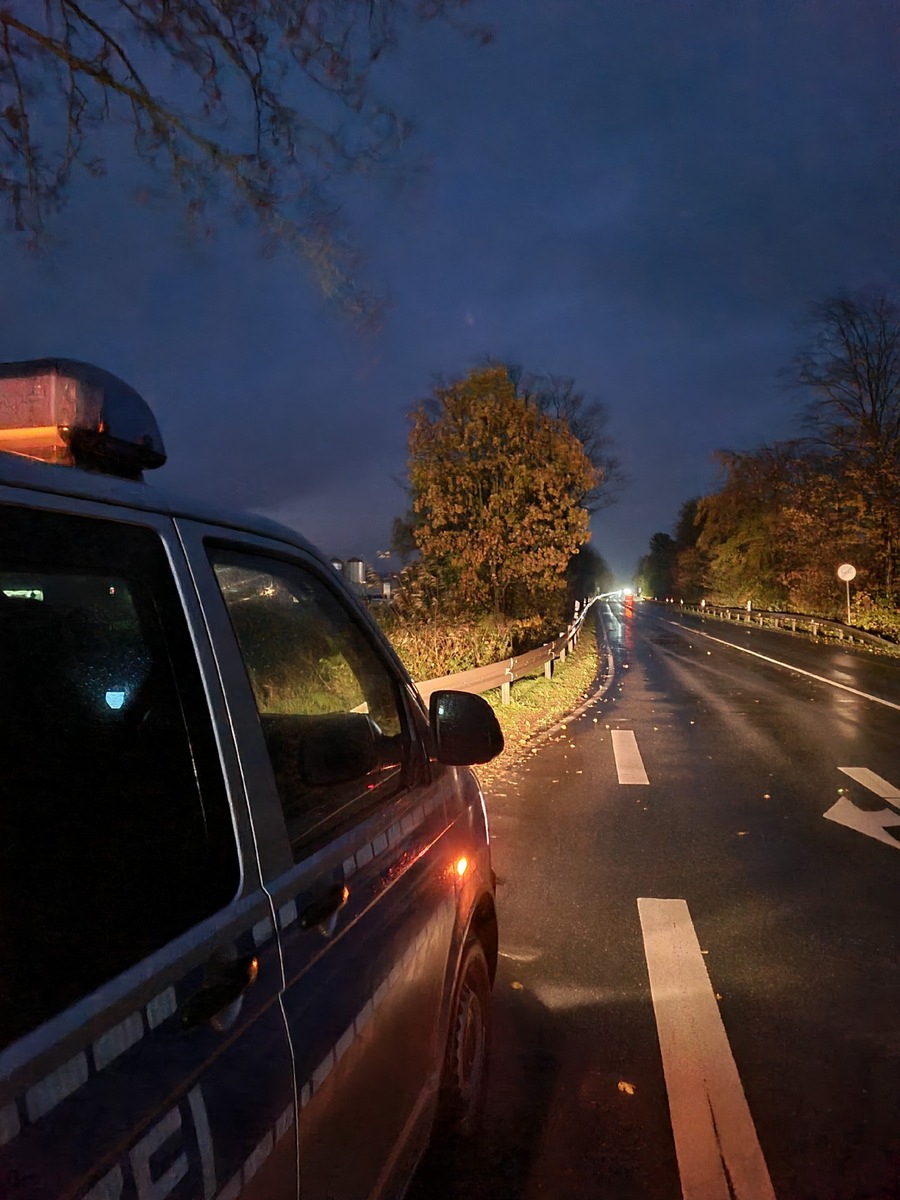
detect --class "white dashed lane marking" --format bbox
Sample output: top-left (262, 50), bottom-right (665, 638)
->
top-left (611, 729), bottom-right (649, 784)
top-left (638, 898), bottom-right (776, 1200)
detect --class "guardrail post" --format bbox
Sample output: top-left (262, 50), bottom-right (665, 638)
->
top-left (544, 659), bottom-right (553, 680)
top-left (501, 680), bottom-right (511, 705)
top-left (812, 621), bottom-right (818, 637)
top-left (791, 618), bottom-right (796, 632)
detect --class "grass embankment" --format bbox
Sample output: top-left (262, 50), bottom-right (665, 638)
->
top-left (474, 617), bottom-right (602, 787)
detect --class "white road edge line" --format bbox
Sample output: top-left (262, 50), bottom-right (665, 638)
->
top-left (662, 620), bottom-right (900, 713)
top-left (638, 898), bottom-right (776, 1200)
top-left (611, 729), bottom-right (649, 785)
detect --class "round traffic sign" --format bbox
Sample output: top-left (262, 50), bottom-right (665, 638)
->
top-left (837, 563), bottom-right (857, 582)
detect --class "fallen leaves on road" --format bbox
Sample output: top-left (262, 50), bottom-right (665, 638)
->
top-left (617, 1080), bottom-right (636, 1096)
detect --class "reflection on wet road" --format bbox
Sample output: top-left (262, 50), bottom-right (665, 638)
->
top-left (410, 600), bottom-right (900, 1200)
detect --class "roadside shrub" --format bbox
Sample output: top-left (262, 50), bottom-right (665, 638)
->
top-left (374, 616), bottom-right (508, 680)
top-left (849, 592), bottom-right (900, 642)
top-left (375, 612), bottom-right (560, 680)
top-left (373, 561), bottom-right (574, 679)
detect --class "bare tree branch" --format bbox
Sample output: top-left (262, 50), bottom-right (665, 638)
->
top-left (789, 288), bottom-right (900, 592)
top-left (0, 0), bottom-right (490, 316)
top-left (513, 366), bottom-right (626, 511)
top-left (793, 290), bottom-right (900, 455)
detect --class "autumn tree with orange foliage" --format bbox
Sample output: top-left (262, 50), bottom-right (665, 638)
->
top-left (404, 366), bottom-right (597, 617)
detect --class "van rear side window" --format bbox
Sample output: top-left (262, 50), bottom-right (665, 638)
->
top-left (0, 505), bottom-right (238, 1050)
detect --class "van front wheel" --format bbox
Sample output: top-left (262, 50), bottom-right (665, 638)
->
top-left (436, 940), bottom-right (492, 1141)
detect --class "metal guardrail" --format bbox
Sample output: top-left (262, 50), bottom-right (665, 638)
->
top-left (660, 600), bottom-right (898, 651)
top-left (415, 595), bottom-right (598, 705)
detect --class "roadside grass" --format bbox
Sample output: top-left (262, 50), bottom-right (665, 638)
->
top-left (474, 618), bottom-right (601, 787)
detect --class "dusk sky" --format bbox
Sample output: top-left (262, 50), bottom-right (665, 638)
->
top-left (2, 0), bottom-right (898, 581)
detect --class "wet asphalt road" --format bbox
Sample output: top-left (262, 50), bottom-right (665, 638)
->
top-left (410, 598), bottom-right (900, 1200)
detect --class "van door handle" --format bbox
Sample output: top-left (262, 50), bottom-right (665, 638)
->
top-left (179, 954), bottom-right (259, 1030)
top-left (299, 883), bottom-right (349, 931)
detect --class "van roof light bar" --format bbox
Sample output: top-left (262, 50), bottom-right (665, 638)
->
top-left (0, 358), bottom-right (166, 478)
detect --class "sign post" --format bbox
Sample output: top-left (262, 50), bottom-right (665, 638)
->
top-left (837, 563), bottom-right (857, 625)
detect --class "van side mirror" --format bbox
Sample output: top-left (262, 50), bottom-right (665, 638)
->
top-left (429, 690), bottom-right (504, 766)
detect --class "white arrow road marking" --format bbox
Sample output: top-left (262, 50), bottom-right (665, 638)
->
top-left (638, 898), bottom-right (776, 1200)
top-left (611, 729), bottom-right (649, 784)
top-left (823, 797), bottom-right (900, 850)
top-left (838, 767), bottom-right (900, 808)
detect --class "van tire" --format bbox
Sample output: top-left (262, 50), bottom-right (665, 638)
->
top-left (435, 939), bottom-right (492, 1142)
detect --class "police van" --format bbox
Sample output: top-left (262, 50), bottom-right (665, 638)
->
top-left (0, 360), bottom-right (502, 1200)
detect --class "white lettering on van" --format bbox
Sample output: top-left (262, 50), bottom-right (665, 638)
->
top-left (78, 1085), bottom-right (217, 1200)
top-left (26, 1052), bottom-right (89, 1121)
top-left (82, 1166), bottom-right (123, 1200)
top-left (130, 1106), bottom-right (188, 1200)
top-left (187, 1084), bottom-right (217, 1199)
top-left (0, 1102), bottom-right (20, 1147)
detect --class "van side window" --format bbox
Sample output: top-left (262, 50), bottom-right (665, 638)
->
top-left (0, 506), bottom-right (238, 1051)
top-left (210, 551), bottom-right (409, 858)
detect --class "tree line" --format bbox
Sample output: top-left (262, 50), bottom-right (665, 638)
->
top-left (637, 289), bottom-right (900, 637)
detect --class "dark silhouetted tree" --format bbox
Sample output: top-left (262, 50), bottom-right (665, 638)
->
top-left (636, 532), bottom-right (676, 599)
top-left (792, 289), bottom-right (900, 593)
top-left (508, 367), bottom-right (623, 512)
top-left (566, 543), bottom-right (613, 609)
top-left (671, 497), bottom-right (707, 601)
